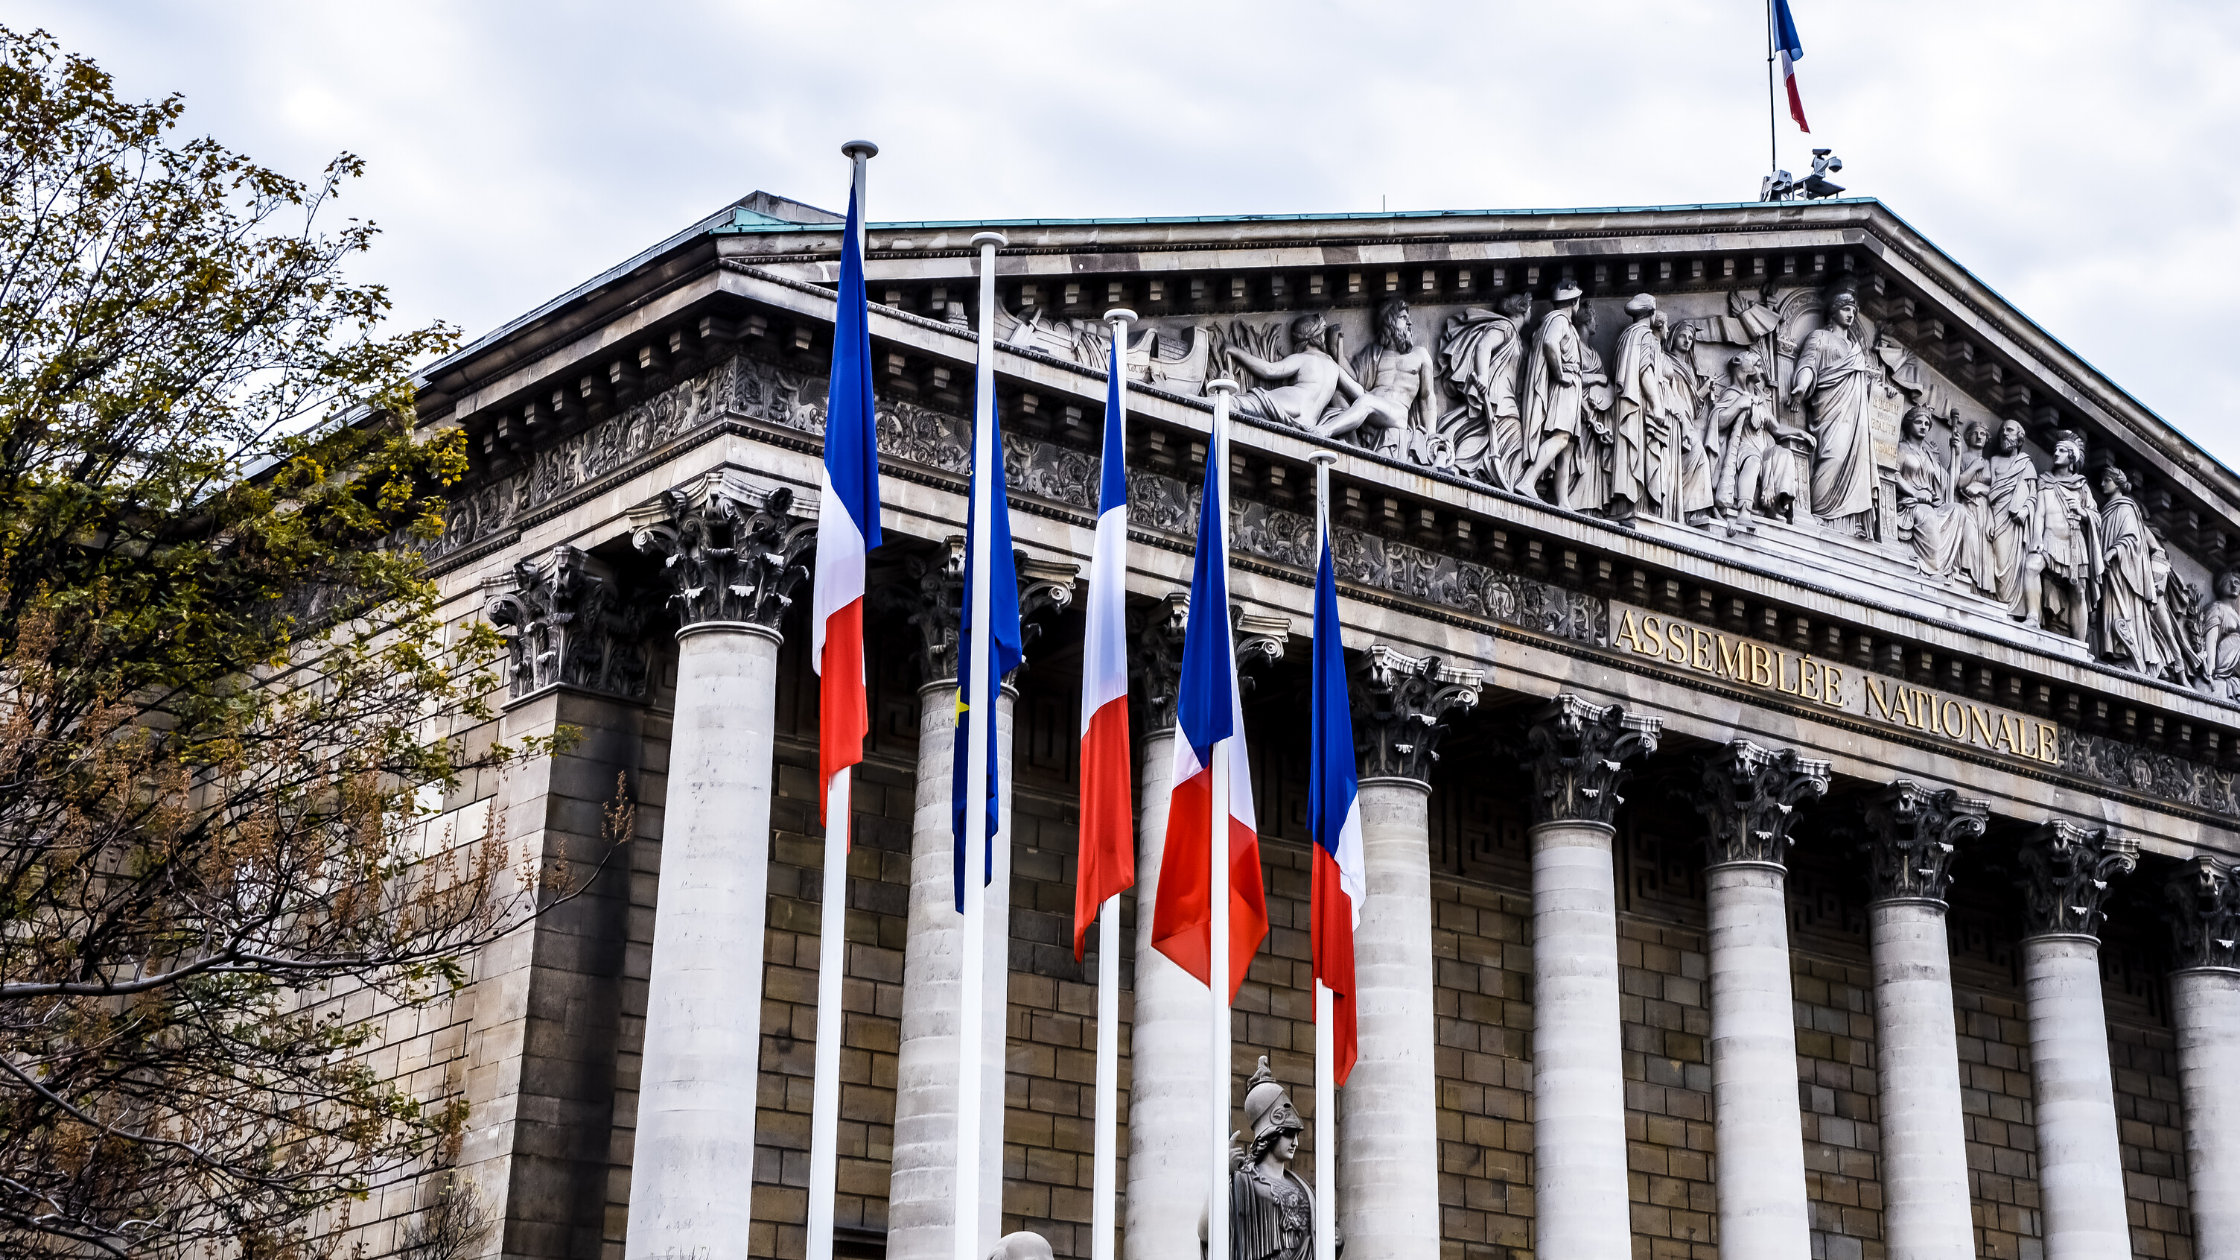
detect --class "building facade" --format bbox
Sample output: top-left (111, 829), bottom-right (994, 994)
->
top-left (381, 192), bottom-right (2240, 1260)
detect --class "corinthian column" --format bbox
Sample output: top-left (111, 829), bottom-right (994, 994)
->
top-left (1521, 696), bottom-right (1659, 1260)
top-left (623, 474), bottom-right (814, 1260)
top-left (1689, 741), bottom-right (1828, 1260)
top-left (883, 541), bottom-right (1073, 1260)
top-left (2017, 821), bottom-right (2140, 1260)
top-left (2165, 856), bottom-right (2240, 1260)
top-left (1338, 647), bottom-right (1481, 1260)
top-left (1861, 781), bottom-right (1987, 1260)
top-left (1124, 598), bottom-right (1285, 1260)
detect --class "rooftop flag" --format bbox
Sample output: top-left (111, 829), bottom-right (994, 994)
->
top-left (1773, 0), bottom-right (1810, 133)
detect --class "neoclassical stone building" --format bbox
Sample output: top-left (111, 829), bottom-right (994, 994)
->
top-left (382, 190), bottom-right (2240, 1260)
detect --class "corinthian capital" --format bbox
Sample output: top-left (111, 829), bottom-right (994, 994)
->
top-left (2166, 855), bottom-right (2240, 970)
top-left (483, 544), bottom-right (654, 702)
top-left (1861, 780), bottom-right (1988, 904)
top-left (1352, 645), bottom-right (1483, 783)
top-left (2018, 821), bottom-right (2139, 938)
top-left (628, 471), bottom-right (815, 631)
top-left (1692, 741), bottom-right (1830, 867)
top-left (876, 538), bottom-right (1079, 686)
top-left (1522, 695), bottom-right (1661, 827)
top-left (1129, 592), bottom-right (1189, 734)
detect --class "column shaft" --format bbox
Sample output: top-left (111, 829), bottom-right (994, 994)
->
top-left (1336, 778), bottom-right (1441, 1260)
top-left (1705, 862), bottom-right (1811, 1260)
top-left (1530, 821), bottom-right (1631, 1260)
top-left (1869, 899), bottom-right (1974, 1260)
top-left (2172, 968), bottom-right (2240, 1260)
top-left (885, 684), bottom-right (1013, 1260)
top-left (1124, 726), bottom-right (1203, 1260)
top-left (626, 625), bottom-right (781, 1260)
top-left (2022, 935), bottom-right (2132, 1260)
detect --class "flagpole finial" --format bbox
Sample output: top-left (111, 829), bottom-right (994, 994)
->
top-left (971, 231), bottom-right (1008, 250)
top-left (1103, 308), bottom-right (1137, 325)
top-left (1206, 378), bottom-right (1239, 396)
top-left (1308, 451), bottom-right (1339, 468)
top-left (840, 139), bottom-right (879, 160)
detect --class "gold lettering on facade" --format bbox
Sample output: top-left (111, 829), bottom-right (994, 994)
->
top-left (1610, 604), bottom-right (2062, 766)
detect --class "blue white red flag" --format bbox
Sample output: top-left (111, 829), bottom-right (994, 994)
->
top-left (1149, 407), bottom-right (1267, 1000)
top-left (1073, 338), bottom-right (1134, 959)
top-left (1773, 0), bottom-right (1810, 133)
top-left (1307, 520), bottom-right (1364, 1086)
top-left (952, 396), bottom-right (1021, 910)
top-left (814, 187), bottom-right (881, 826)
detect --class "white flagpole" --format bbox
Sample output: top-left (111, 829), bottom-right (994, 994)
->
top-left (955, 229), bottom-right (1008, 1260)
top-left (808, 137), bottom-right (877, 1260)
top-left (1204, 377), bottom-right (1239, 1260)
top-left (1091, 308), bottom-right (1136, 1260)
top-left (1309, 450), bottom-right (1339, 1260)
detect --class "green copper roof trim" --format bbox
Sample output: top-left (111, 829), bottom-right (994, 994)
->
top-left (708, 197), bottom-right (1885, 234)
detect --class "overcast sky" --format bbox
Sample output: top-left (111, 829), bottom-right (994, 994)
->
top-left (20, 2), bottom-right (2240, 468)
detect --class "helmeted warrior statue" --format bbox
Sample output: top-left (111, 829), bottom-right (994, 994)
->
top-left (1200, 1057), bottom-right (1329, 1260)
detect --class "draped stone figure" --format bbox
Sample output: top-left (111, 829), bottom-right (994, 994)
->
top-left (1713, 349), bottom-right (1798, 528)
top-left (2095, 467), bottom-right (2198, 680)
top-left (1570, 301), bottom-right (1617, 514)
top-left (1785, 283), bottom-right (1879, 534)
top-left (1986, 417), bottom-right (2040, 616)
top-left (1656, 321), bottom-right (1717, 525)
top-left (1609, 294), bottom-right (1662, 521)
top-left (1199, 1057), bottom-right (1324, 1260)
top-left (2025, 430), bottom-right (2099, 638)
top-left (1226, 312), bottom-right (1357, 434)
top-left (2202, 569), bottom-right (2240, 699)
top-left (1336, 299), bottom-right (1440, 462)
top-left (1518, 284), bottom-right (1590, 509)
top-left (1436, 293), bottom-right (1534, 487)
top-left (1952, 419), bottom-right (1996, 596)
top-left (1892, 405), bottom-right (1966, 580)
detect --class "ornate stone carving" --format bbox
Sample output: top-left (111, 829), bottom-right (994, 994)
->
top-left (1350, 645), bottom-right (1483, 783)
top-left (1785, 279), bottom-right (1878, 537)
top-left (1125, 595), bottom-right (1286, 735)
top-left (2023, 429), bottom-right (2097, 638)
top-left (1711, 347), bottom-right (1802, 530)
top-left (1436, 294), bottom-right (1533, 489)
top-left (2017, 821), bottom-right (2139, 938)
top-left (628, 471), bottom-right (815, 630)
top-left (875, 536), bottom-right (1077, 685)
top-left (1210, 1055), bottom-right (1315, 1260)
top-left (2096, 467), bottom-right (2201, 684)
top-left (2203, 568), bottom-right (2240, 701)
top-left (1690, 741), bottom-right (1830, 867)
top-left (482, 545), bottom-right (653, 701)
top-left (1233, 611), bottom-right (1291, 683)
top-left (1521, 695), bottom-right (1661, 827)
top-left (1860, 780), bottom-right (1989, 903)
top-left (2166, 855), bottom-right (2240, 970)
top-left (1016, 554), bottom-right (1079, 653)
top-left (1519, 284), bottom-right (1616, 513)
top-left (1225, 311), bottom-right (1356, 437)
top-left (1339, 298), bottom-right (1441, 463)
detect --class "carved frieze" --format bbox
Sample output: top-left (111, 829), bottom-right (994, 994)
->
top-left (1521, 695), bottom-right (1661, 827)
top-left (2165, 855), bottom-right (2240, 971)
top-left (2017, 821), bottom-right (2139, 938)
top-left (482, 545), bottom-right (654, 701)
top-left (1351, 645), bottom-right (1484, 783)
top-left (1860, 780), bottom-right (1988, 904)
top-left (629, 470), bottom-right (815, 630)
top-left (1690, 741), bottom-right (1830, 867)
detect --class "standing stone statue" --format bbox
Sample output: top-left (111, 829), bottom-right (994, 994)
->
top-left (1571, 300), bottom-right (1617, 514)
top-left (2095, 467), bottom-right (2198, 680)
top-left (1952, 418), bottom-right (1997, 596)
top-left (1785, 281), bottom-right (1879, 536)
top-left (2024, 429), bottom-right (2099, 638)
top-left (1892, 405), bottom-right (1965, 580)
top-left (1656, 320), bottom-right (1717, 526)
top-left (1199, 1056), bottom-right (1324, 1260)
top-left (2200, 568), bottom-right (2240, 699)
top-left (1712, 349), bottom-right (1797, 529)
top-left (1986, 416), bottom-right (2040, 617)
top-left (1609, 294), bottom-right (1663, 521)
top-left (1337, 298), bottom-right (1441, 461)
top-left (1227, 313), bottom-right (1355, 433)
top-left (1518, 282), bottom-right (1591, 508)
top-left (1436, 293), bottom-right (1534, 488)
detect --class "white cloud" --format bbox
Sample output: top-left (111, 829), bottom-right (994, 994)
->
top-left (19, 0), bottom-right (2240, 467)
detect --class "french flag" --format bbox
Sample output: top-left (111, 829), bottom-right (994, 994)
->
top-left (1773, 0), bottom-right (1810, 133)
top-left (1307, 518), bottom-right (1364, 1085)
top-left (1148, 402), bottom-right (1267, 999)
top-left (814, 186), bottom-right (881, 825)
top-left (1073, 337), bottom-right (1135, 960)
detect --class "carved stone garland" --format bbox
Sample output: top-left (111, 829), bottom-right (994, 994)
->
top-left (629, 472), bottom-right (816, 629)
top-left (1691, 741), bottom-right (1830, 867)
top-left (483, 544), bottom-right (654, 701)
top-left (1859, 780), bottom-right (1989, 903)
top-left (1351, 646), bottom-right (1483, 783)
top-left (1521, 695), bottom-right (1662, 827)
top-left (2166, 855), bottom-right (2240, 970)
top-left (2017, 821), bottom-right (2139, 937)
